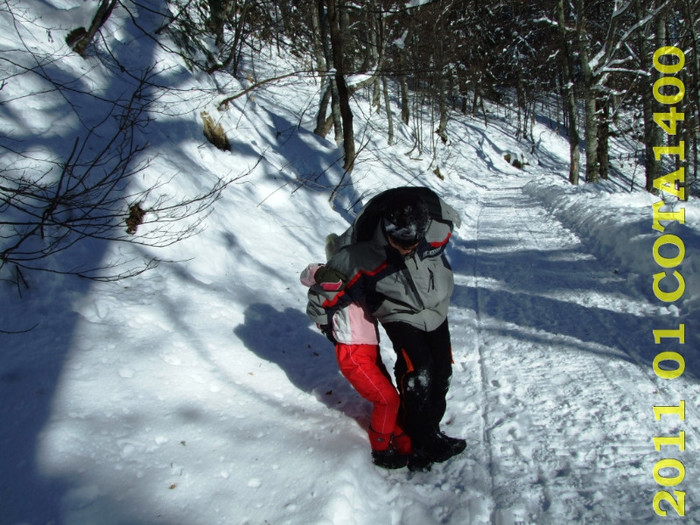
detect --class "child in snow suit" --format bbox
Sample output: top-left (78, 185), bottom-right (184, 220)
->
top-left (300, 264), bottom-right (412, 469)
top-left (306, 187), bottom-right (465, 470)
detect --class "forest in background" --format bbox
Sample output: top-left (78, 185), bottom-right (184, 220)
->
top-left (65, 0), bottom-right (697, 190)
top-left (2, 0), bottom-right (697, 286)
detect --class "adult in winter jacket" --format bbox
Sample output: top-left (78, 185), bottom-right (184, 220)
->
top-left (306, 186), bottom-right (465, 469)
top-left (300, 263), bottom-right (412, 469)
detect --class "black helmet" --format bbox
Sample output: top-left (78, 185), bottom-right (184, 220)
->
top-left (382, 195), bottom-right (430, 247)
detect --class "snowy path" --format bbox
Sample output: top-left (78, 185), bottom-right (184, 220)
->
top-left (435, 179), bottom-right (697, 524)
top-left (10, 175), bottom-right (696, 525)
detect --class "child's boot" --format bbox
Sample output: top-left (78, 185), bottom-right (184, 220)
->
top-left (369, 427), bottom-right (407, 469)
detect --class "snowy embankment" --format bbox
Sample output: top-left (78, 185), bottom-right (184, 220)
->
top-left (523, 178), bottom-right (700, 313)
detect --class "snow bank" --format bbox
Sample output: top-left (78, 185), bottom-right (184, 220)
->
top-left (523, 178), bottom-right (700, 312)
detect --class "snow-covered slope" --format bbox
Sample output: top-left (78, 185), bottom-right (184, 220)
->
top-left (1, 1), bottom-right (698, 524)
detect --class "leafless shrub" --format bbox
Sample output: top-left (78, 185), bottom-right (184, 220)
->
top-left (0, 73), bottom-right (245, 286)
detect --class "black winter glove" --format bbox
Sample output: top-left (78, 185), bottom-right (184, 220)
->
top-left (315, 266), bottom-right (347, 291)
top-left (319, 324), bottom-right (337, 345)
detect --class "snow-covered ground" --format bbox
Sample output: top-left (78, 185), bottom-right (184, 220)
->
top-left (1, 1), bottom-right (698, 524)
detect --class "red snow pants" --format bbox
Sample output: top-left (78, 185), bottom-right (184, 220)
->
top-left (335, 343), bottom-right (411, 453)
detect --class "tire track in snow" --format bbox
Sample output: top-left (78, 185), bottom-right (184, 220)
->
top-left (470, 184), bottom-right (556, 524)
top-left (473, 189), bottom-right (497, 519)
top-left (446, 185), bottom-right (498, 522)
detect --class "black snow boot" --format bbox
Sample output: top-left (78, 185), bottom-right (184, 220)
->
top-left (407, 452), bottom-right (433, 472)
top-left (436, 433), bottom-right (467, 457)
top-left (414, 431), bottom-right (466, 464)
top-left (372, 448), bottom-right (408, 469)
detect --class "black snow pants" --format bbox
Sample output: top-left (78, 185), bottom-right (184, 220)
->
top-left (382, 319), bottom-right (453, 447)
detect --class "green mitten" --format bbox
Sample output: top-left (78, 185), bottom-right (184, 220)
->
top-left (315, 266), bottom-right (346, 291)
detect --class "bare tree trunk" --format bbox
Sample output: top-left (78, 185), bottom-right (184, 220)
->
top-left (597, 95), bottom-right (610, 179)
top-left (315, 85), bottom-right (333, 137)
top-left (382, 75), bottom-right (394, 145)
top-left (638, 0), bottom-right (667, 192)
top-left (400, 75), bottom-right (410, 125)
top-left (326, 0), bottom-right (355, 172)
top-left (557, 0), bottom-right (581, 185)
top-left (367, 6), bottom-right (382, 111)
top-left (317, 0), bottom-right (343, 144)
top-left (575, 0), bottom-right (600, 183)
top-left (460, 77), bottom-right (468, 114)
top-left (436, 75), bottom-right (449, 144)
top-left (516, 76), bottom-right (527, 139)
top-left (311, 1), bottom-right (331, 137)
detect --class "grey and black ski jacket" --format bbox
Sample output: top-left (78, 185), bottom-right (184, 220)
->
top-left (306, 187), bottom-right (461, 332)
